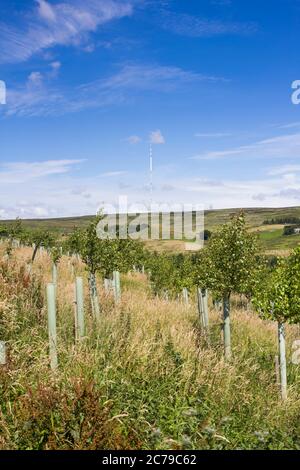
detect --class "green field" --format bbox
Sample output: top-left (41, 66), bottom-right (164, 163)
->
top-left (2, 206), bottom-right (300, 253)
top-left (258, 228), bottom-right (300, 251)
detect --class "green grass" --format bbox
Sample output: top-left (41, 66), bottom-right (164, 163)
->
top-left (1, 247), bottom-right (300, 450)
top-left (259, 229), bottom-right (283, 241)
top-left (258, 228), bottom-right (300, 250)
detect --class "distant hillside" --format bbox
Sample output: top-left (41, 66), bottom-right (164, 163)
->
top-left (1, 206), bottom-right (300, 253)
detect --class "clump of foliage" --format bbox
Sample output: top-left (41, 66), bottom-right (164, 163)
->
top-left (50, 245), bottom-right (62, 266)
top-left (4, 218), bottom-right (24, 256)
top-left (66, 214), bottom-right (147, 278)
top-left (147, 252), bottom-right (195, 297)
top-left (28, 229), bottom-right (56, 263)
top-left (195, 212), bottom-right (263, 299)
top-left (253, 246), bottom-right (300, 324)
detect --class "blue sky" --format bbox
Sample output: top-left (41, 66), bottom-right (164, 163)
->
top-left (1, 0), bottom-right (300, 218)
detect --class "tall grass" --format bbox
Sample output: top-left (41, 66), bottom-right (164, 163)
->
top-left (1, 246), bottom-right (300, 450)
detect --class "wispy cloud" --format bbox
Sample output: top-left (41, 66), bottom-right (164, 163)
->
top-left (268, 164), bottom-right (300, 176)
top-left (195, 132), bottom-right (232, 138)
top-left (192, 132), bottom-right (300, 161)
top-left (0, 159), bottom-right (84, 184)
top-left (0, 0), bottom-right (134, 64)
top-left (155, 172), bottom-right (300, 209)
top-left (158, 10), bottom-right (257, 38)
top-left (97, 64), bottom-right (222, 91)
top-left (125, 135), bottom-right (142, 144)
top-left (4, 63), bottom-right (222, 117)
top-left (99, 171), bottom-right (127, 177)
top-left (279, 122), bottom-right (300, 129)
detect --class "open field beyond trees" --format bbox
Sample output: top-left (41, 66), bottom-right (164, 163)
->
top-left (2, 206), bottom-right (300, 253)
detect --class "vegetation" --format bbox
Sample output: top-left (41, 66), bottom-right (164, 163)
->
top-left (2, 205), bottom-right (300, 253)
top-left (264, 217), bottom-right (300, 225)
top-left (253, 247), bottom-right (300, 324)
top-left (283, 226), bottom-right (300, 236)
top-left (66, 214), bottom-right (146, 278)
top-left (1, 213), bottom-right (300, 449)
top-left (195, 213), bottom-right (264, 358)
top-left (1, 243), bottom-right (300, 449)
top-left (147, 253), bottom-right (195, 296)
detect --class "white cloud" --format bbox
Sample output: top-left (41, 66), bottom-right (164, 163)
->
top-left (278, 122), bottom-right (300, 129)
top-left (0, 159), bottom-right (84, 184)
top-left (125, 135), bottom-right (142, 144)
top-left (48, 60), bottom-right (61, 78)
top-left (37, 0), bottom-right (56, 22)
top-left (149, 172), bottom-right (300, 209)
top-left (268, 164), bottom-right (300, 176)
top-left (99, 171), bottom-right (127, 177)
top-left (192, 132), bottom-right (300, 161)
top-left (149, 130), bottom-right (165, 144)
top-left (100, 64), bottom-right (222, 91)
top-left (50, 61), bottom-right (61, 70)
top-left (0, 0), bottom-right (134, 64)
top-left (1, 158), bottom-right (300, 219)
top-left (4, 63), bottom-right (216, 117)
top-left (195, 132), bottom-right (232, 138)
top-left (28, 71), bottom-right (44, 86)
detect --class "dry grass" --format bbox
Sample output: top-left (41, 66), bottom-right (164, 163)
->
top-left (1, 244), bottom-right (300, 449)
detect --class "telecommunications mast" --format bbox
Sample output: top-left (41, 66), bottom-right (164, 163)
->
top-left (149, 143), bottom-right (153, 203)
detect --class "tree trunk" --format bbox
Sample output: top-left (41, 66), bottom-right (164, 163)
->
top-left (31, 244), bottom-right (40, 263)
top-left (52, 262), bottom-right (58, 285)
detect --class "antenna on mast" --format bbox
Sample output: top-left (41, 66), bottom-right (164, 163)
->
top-left (149, 143), bottom-right (153, 204)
